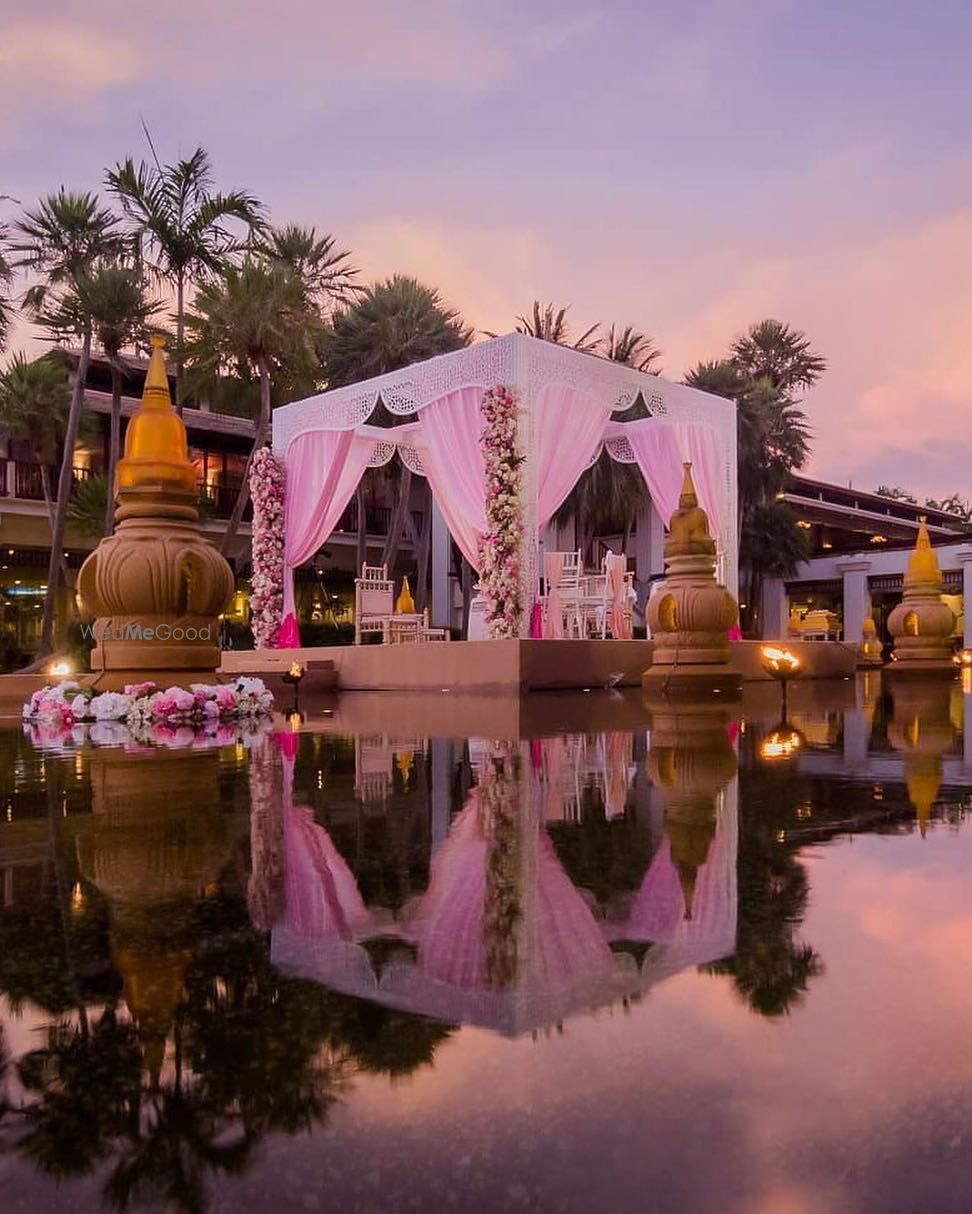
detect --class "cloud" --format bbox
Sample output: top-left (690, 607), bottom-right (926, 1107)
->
top-left (0, 20), bottom-right (143, 127)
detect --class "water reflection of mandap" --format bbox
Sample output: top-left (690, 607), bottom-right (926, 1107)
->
top-left (266, 741), bottom-right (738, 1037)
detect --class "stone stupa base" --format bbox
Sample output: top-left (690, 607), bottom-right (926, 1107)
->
top-left (642, 663), bottom-right (742, 700)
top-left (882, 658), bottom-right (956, 680)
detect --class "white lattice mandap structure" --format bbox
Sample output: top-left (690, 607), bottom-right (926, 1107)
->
top-left (271, 333), bottom-right (738, 636)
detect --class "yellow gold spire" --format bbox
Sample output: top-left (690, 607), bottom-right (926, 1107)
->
top-left (667, 461), bottom-right (715, 556)
top-left (116, 335), bottom-right (197, 496)
top-left (678, 461), bottom-right (699, 509)
top-left (906, 768), bottom-right (939, 839)
top-left (906, 517), bottom-right (942, 586)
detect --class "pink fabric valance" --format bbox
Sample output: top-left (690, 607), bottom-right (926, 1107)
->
top-left (280, 429), bottom-right (376, 624)
top-left (416, 386), bottom-right (488, 570)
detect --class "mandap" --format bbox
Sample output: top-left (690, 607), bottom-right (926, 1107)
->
top-left (258, 333), bottom-right (738, 646)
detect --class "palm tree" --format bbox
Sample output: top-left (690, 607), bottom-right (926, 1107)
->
top-left (259, 224), bottom-right (359, 312)
top-left (320, 276), bottom-right (472, 588)
top-left (182, 259), bottom-right (322, 556)
top-left (0, 354), bottom-right (70, 514)
top-left (599, 323), bottom-right (661, 373)
top-left (0, 217), bottom-right (13, 352)
top-left (106, 143), bottom-right (265, 410)
top-left (739, 501), bottom-right (810, 634)
top-left (11, 190), bottom-right (125, 655)
top-left (686, 349), bottom-right (813, 633)
top-left (729, 318), bottom-right (826, 393)
top-left (77, 263), bottom-right (158, 533)
top-left (506, 300), bottom-right (600, 352)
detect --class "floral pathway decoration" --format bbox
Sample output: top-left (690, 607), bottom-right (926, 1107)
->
top-left (478, 385), bottom-right (524, 640)
top-left (22, 677), bottom-right (275, 751)
top-left (249, 445), bottom-right (286, 648)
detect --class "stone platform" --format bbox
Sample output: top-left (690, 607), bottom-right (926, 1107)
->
top-left (219, 637), bottom-right (857, 694)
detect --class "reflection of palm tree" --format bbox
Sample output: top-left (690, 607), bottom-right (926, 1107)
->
top-left (706, 764), bottom-right (824, 1016)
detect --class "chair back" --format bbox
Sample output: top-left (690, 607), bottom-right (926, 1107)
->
top-left (359, 562), bottom-right (388, 583)
top-left (558, 550), bottom-right (582, 589)
top-left (358, 582), bottom-right (394, 618)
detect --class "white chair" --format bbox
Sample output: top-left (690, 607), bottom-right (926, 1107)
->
top-left (354, 563), bottom-right (394, 644)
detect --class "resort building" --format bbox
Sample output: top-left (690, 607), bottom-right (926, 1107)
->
top-left (763, 475), bottom-right (972, 646)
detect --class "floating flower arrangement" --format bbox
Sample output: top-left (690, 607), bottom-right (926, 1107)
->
top-left (23, 677), bottom-right (274, 728)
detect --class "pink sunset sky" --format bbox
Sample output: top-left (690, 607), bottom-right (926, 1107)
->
top-left (2, 0), bottom-right (969, 499)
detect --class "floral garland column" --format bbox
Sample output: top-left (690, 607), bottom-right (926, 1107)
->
top-left (478, 385), bottom-right (524, 639)
top-left (249, 446), bottom-right (286, 648)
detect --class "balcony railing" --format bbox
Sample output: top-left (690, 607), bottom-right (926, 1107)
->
top-left (336, 501), bottom-right (425, 539)
top-left (0, 459), bottom-right (93, 501)
top-left (1, 459), bottom-right (422, 535)
top-left (0, 459), bottom-right (250, 521)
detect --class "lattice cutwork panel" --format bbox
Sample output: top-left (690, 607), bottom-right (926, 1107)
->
top-left (367, 441), bottom-right (397, 468)
top-left (605, 436), bottom-right (637, 464)
top-left (397, 445), bottom-right (427, 477)
top-left (272, 337), bottom-right (517, 454)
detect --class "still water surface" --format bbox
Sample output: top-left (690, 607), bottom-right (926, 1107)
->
top-left (2, 675), bottom-right (972, 1212)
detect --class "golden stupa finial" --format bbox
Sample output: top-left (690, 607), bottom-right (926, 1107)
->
top-left (116, 334), bottom-right (197, 496)
top-left (676, 861), bottom-right (698, 921)
top-left (667, 461), bottom-right (715, 555)
top-left (906, 768), bottom-right (939, 839)
top-left (905, 516), bottom-right (942, 586)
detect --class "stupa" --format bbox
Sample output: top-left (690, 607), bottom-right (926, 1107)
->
top-left (886, 678), bottom-right (955, 837)
top-left (78, 335), bottom-right (235, 688)
top-left (646, 703), bottom-right (737, 919)
top-left (857, 611), bottom-right (884, 668)
top-left (643, 462), bottom-right (741, 698)
top-left (886, 518), bottom-right (956, 676)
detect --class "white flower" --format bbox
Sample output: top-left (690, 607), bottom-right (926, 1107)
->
top-left (90, 691), bottom-right (134, 721)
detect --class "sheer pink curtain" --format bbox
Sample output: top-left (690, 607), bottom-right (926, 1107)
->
top-left (624, 420), bottom-right (686, 529)
top-left (417, 386), bottom-right (488, 570)
top-left (536, 384), bottom-right (615, 529)
top-left (676, 422), bottom-right (724, 538)
top-left (280, 430), bottom-right (375, 632)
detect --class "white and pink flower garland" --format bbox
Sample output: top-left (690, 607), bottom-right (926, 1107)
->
top-left (249, 445), bottom-right (286, 648)
top-left (478, 385), bottom-right (524, 640)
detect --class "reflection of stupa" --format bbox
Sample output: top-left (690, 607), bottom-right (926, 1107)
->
top-left (646, 705), bottom-right (737, 918)
top-left (886, 679), bottom-right (955, 837)
top-left (886, 519), bottom-right (956, 675)
top-left (78, 335), bottom-right (235, 688)
top-left (643, 463), bottom-right (741, 697)
top-left (76, 748), bottom-right (237, 1080)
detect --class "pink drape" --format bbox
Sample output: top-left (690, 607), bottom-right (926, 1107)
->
top-left (280, 429), bottom-right (375, 637)
top-left (536, 384), bottom-right (615, 529)
top-left (543, 551), bottom-right (566, 639)
top-left (417, 387), bottom-right (488, 570)
top-left (405, 791), bottom-right (611, 992)
top-left (676, 422), bottom-right (724, 539)
top-left (604, 552), bottom-right (631, 640)
top-left (625, 421), bottom-right (687, 529)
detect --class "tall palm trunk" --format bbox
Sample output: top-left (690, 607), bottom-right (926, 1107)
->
top-left (103, 359), bottom-right (122, 536)
top-left (38, 463), bottom-right (77, 620)
top-left (220, 354), bottom-right (271, 558)
top-left (40, 330), bottom-right (91, 655)
top-left (381, 465), bottom-right (411, 573)
top-left (175, 272), bottom-right (185, 415)
top-left (354, 481), bottom-right (367, 576)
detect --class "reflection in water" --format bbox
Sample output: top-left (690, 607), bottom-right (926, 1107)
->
top-left (270, 724), bottom-right (738, 1038)
top-left (2, 676), bottom-right (972, 1210)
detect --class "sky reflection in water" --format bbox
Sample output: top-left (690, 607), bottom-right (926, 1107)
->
top-left (2, 675), bottom-right (972, 1213)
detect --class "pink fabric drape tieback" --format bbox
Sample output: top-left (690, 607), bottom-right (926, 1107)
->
top-left (605, 553), bottom-right (631, 640)
top-left (277, 613), bottom-right (301, 649)
top-left (543, 552), bottom-right (566, 639)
